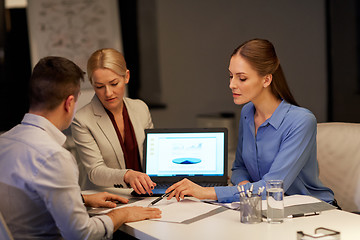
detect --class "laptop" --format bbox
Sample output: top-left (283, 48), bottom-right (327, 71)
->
top-left (141, 128), bottom-right (228, 196)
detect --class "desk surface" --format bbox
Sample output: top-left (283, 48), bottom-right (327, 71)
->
top-left (85, 188), bottom-right (360, 240)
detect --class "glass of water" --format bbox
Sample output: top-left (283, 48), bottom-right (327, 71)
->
top-left (266, 180), bottom-right (284, 223)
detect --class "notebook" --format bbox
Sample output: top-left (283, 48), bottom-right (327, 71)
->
top-left (142, 128), bottom-right (228, 196)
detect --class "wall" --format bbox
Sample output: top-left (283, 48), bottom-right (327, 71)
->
top-left (329, 0), bottom-right (360, 122)
top-left (148, 0), bottom-right (327, 129)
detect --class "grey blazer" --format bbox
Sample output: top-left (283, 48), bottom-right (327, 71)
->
top-left (71, 95), bottom-right (153, 190)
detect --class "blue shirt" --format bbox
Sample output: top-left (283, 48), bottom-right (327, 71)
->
top-left (215, 101), bottom-right (334, 203)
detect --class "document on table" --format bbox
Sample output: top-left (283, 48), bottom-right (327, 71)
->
top-left (262, 194), bottom-right (323, 210)
top-left (149, 198), bottom-right (223, 223)
top-left (88, 197), bottom-right (223, 223)
top-left (206, 195), bottom-right (336, 217)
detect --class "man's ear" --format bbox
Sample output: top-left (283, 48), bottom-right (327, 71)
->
top-left (263, 74), bottom-right (273, 88)
top-left (64, 95), bottom-right (75, 113)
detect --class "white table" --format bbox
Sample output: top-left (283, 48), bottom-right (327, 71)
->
top-left (86, 188), bottom-right (360, 240)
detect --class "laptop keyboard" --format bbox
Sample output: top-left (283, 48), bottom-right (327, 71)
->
top-left (130, 182), bottom-right (228, 197)
top-left (155, 182), bottom-right (226, 189)
top-left (199, 182), bottom-right (227, 187)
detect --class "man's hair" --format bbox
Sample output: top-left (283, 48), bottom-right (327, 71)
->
top-left (29, 56), bottom-right (85, 111)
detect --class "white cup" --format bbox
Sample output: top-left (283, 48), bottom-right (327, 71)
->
top-left (266, 180), bottom-right (284, 223)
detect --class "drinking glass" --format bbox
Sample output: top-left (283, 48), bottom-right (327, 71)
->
top-left (266, 180), bottom-right (284, 223)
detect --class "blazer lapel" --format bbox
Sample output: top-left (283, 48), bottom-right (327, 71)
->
top-left (123, 98), bottom-right (145, 168)
top-left (91, 95), bottom-right (126, 169)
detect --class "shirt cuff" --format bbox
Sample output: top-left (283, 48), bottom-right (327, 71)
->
top-left (214, 186), bottom-right (239, 203)
top-left (114, 169), bottom-right (130, 188)
top-left (96, 215), bottom-right (114, 240)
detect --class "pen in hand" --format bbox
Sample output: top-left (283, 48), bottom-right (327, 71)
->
top-left (147, 190), bottom-right (175, 207)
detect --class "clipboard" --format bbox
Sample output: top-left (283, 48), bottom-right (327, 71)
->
top-left (262, 196), bottom-right (336, 218)
top-left (262, 201), bottom-right (336, 218)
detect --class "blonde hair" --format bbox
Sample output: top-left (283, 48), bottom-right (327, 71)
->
top-left (87, 48), bottom-right (127, 83)
top-left (232, 39), bottom-right (298, 106)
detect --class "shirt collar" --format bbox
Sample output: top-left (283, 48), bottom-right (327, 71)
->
top-left (243, 100), bottom-right (291, 130)
top-left (265, 100), bottom-right (291, 130)
top-left (21, 113), bottom-right (67, 146)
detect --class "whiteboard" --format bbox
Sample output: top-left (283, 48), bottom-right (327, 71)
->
top-left (27, 0), bottom-right (123, 89)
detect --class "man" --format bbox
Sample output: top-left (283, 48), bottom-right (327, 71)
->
top-left (0, 56), bottom-right (161, 239)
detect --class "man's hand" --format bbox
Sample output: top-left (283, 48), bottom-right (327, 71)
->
top-left (107, 206), bottom-right (162, 231)
top-left (124, 170), bottom-right (156, 195)
top-left (121, 206), bottom-right (162, 223)
top-left (82, 192), bottom-right (129, 208)
top-left (165, 178), bottom-right (217, 202)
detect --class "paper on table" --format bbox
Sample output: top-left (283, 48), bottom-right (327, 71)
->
top-left (88, 197), bottom-right (171, 215)
top-left (262, 194), bottom-right (321, 210)
top-left (214, 194), bottom-right (321, 210)
top-left (88, 197), bottom-right (222, 223)
top-left (150, 198), bottom-right (222, 223)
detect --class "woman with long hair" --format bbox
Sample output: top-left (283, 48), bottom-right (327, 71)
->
top-left (165, 39), bottom-right (336, 206)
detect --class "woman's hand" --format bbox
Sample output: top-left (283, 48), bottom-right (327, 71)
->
top-left (165, 178), bottom-right (217, 201)
top-left (238, 180), bottom-right (250, 185)
top-left (82, 192), bottom-right (129, 208)
top-left (124, 170), bottom-right (156, 195)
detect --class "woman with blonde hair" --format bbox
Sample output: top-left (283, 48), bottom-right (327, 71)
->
top-left (165, 39), bottom-right (337, 207)
top-left (72, 48), bottom-right (155, 195)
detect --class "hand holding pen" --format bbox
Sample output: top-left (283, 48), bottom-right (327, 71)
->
top-left (163, 178), bottom-right (218, 201)
top-left (148, 190), bottom-right (175, 207)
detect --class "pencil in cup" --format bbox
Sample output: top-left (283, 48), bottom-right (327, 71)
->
top-left (239, 195), bottom-right (262, 223)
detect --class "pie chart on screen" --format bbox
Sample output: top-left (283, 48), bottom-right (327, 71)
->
top-left (172, 158), bottom-right (201, 164)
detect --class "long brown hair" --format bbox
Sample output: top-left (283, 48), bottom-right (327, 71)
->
top-left (232, 39), bottom-right (298, 106)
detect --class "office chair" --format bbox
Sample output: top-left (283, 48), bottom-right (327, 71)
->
top-left (317, 122), bottom-right (360, 213)
top-left (0, 211), bottom-right (14, 240)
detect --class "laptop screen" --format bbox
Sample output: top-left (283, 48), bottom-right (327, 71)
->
top-left (143, 128), bottom-right (228, 184)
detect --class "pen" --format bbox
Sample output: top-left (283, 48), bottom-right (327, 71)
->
top-left (257, 186), bottom-right (265, 196)
top-left (237, 185), bottom-right (246, 197)
top-left (249, 184), bottom-right (254, 194)
top-left (237, 185), bottom-right (241, 193)
top-left (147, 190), bottom-right (174, 207)
top-left (287, 212), bottom-right (320, 218)
top-left (246, 189), bottom-right (251, 198)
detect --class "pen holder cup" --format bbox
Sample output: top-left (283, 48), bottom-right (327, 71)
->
top-left (239, 195), bottom-right (262, 224)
